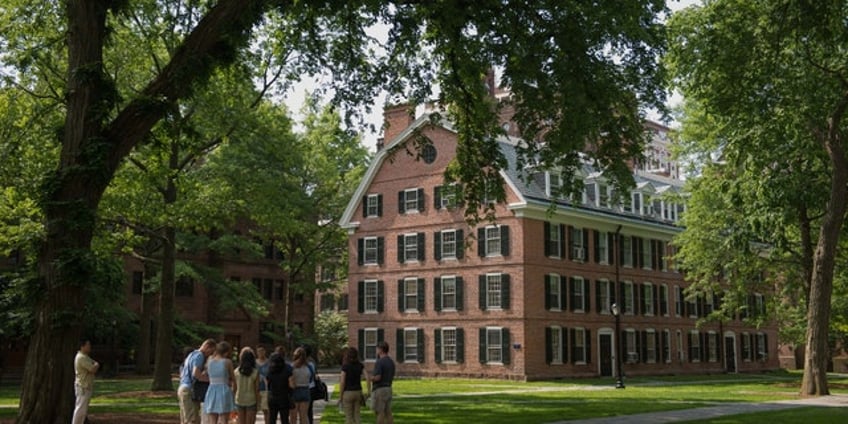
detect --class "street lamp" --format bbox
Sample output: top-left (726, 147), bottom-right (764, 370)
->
top-left (611, 303), bottom-right (625, 389)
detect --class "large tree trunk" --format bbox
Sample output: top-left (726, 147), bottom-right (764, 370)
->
top-left (152, 169), bottom-right (178, 390)
top-left (800, 118), bottom-right (848, 396)
top-left (16, 1), bottom-right (281, 420)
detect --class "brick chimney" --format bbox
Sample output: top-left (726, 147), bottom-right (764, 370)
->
top-left (382, 103), bottom-right (415, 145)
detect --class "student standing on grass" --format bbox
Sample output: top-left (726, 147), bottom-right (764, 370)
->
top-left (256, 346), bottom-right (271, 422)
top-left (234, 347), bottom-right (260, 424)
top-left (72, 338), bottom-right (99, 424)
top-left (338, 347), bottom-right (369, 424)
top-left (178, 339), bottom-right (217, 424)
top-left (204, 342), bottom-right (236, 424)
top-left (370, 342), bottom-right (395, 424)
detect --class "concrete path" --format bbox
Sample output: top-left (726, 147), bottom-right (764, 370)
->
top-left (256, 369), bottom-right (339, 424)
top-left (551, 394), bottom-right (848, 424)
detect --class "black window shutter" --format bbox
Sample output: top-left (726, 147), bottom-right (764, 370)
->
top-left (544, 275), bottom-right (552, 310)
top-left (377, 237), bottom-right (384, 265)
top-left (358, 329), bottom-right (365, 354)
top-left (435, 329), bottom-right (442, 363)
top-left (570, 328), bottom-right (577, 363)
top-left (651, 240), bottom-right (659, 270)
top-left (701, 332), bottom-right (708, 362)
top-left (640, 331), bottom-right (648, 363)
top-left (377, 194), bottom-right (383, 217)
top-left (362, 195), bottom-right (367, 217)
top-left (501, 274), bottom-right (511, 310)
top-left (502, 328), bottom-right (511, 364)
top-left (585, 330), bottom-right (592, 363)
top-left (653, 285), bottom-right (659, 314)
top-left (569, 277), bottom-right (577, 312)
top-left (561, 327), bottom-right (569, 363)
top-left (434, 186), bottom-right (442, 210)
top-left (417, 328), bottom-right (425, 363)
top-left (396, 329), bottom-right (404, 361)
top-left (763, 333), bottom-right (769, 360)
top-left (618, 234), bottom-right (624, 266)
top-left (457, 329), bottom-right (465, 363)
top-left (687, 333), bottom-right (693, 362)
top-left (545, 327), bottom-right (553, 364)
top-left (398, 190), bottom-right (405, 213)
top-left (593, 230), bottom-right (600, 263)
top-left (584, 279), bottom-right (591, 312)
top-left (635, 237), bottom-right (643, 268)
top-left (357, 239), bottom-right (364, 266)
top-left (417, 188), bottom-right (425, 212)
top-left (434, 277), bottom-right (442, 311)
top-left (417, 232), bottom-right (425, 261)
top-left (479, 275), bottom-right (487, 310)
top-left (417, 278), bottom-right (425, 311)
top-left (477, 228), bottom-right (485, 257)
top-left (397, 279), bottom-right (405, 312)
top-left (376, 280), bottom-right (384, 313)
top-left (500, 225), bottom-right (510, 256)
top-left (660, 331), bottom-right (667, 362)
top-left (566, 225), bottom-right (573, 260)
top-left (639, 283), bottom-right (646, 315)
top-left (357, 281), bottom-right (365, 313)
top-left (610, 281), bottom-right (617, 306)
top-left (621, 330), bottom-right (628, 362)
top-left (559, 224), bottom-right (566, 258)
top-left (397, 235), bottom-right (404, 263)
top-left (595, 280), bottom-right (602, 312)
top-left (607, 233), bottom-right (615, 263)
top-left (456, 229), bottom-right (464, 258)
top-left (434, 231), bottom-right (442, 261)
top-left (560, 278), bottom-right (568, 310)
top-left (456, 277), bottom-right (464, 311)
top-left (582, 230), bottom-right (589, 259)
top-left (479, 328), bottom-right (487, 364)
top-left (544, 222), bottom-right (552, 257)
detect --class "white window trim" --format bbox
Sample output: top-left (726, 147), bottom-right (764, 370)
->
top-left (366, 194), bottom-right (379, 217)
top-left (623, 281), bottom-right (635, 315)
top-left (441, 229), bottom-right (457, 260)
top-left (363, 328), bottom-right (379, 362)
top-left (485, 225), bottom-right (502, 257)
top-left (403, 188), bottom-right (420, 214)
top-left (548, 273), bottom-right (562, 311)
top-left (625, 329), bottom-right (638, 364)
top-left (571, 227), bottom-right (585, 262)
top-left (486, 273), bottom-right (503, 310)
top-left (403, 233), bottom-right (419, 263)
top-left (486, 326), bottom-right (504, 365)
top-left (691, 330), bottom-right (701, 363)
top-left (663, 329), bottom-right (672, 364)
top-left (363, 280), bottom-right (379, 314)
top-left (573, 276), bottom-right (586, 313)
top-left (404, 277), bottom-right (419, 313)
top-left (599, 279), bottom-right (611, 315)
top-left (550, 325), bottom-right (564, 365)
top-left (644, 282), bottom-right (654, 316)
top-left (363, 237), bottom-right (378, 266)
top-left (403, 328), bottom-right (419, 363)
top-left (646, 329), bottom-right (657, 364)
top-left (642, 238), bottom-right (652, 270)
top-left (441, 275), bottom-right (458, 312)
top-left (547, 223), bottom-right (562, 259)
top-left (574, 327), bottom-right (587, 365)
top-left (597, 232), bottom-right (609, 265)
top-left (441, 327), bottom-right (458, 363)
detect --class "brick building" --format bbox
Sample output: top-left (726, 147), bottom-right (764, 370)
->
top-left (338, 106), bottom-right (778, 380)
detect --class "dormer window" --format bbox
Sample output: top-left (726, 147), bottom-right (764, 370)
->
top-left (545, 171), bottom-right (563, 198)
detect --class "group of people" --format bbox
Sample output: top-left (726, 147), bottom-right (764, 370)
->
top-left (71, 336), bottom-right (396, 424)
top-left (179, 340), bottom-right (323, 424)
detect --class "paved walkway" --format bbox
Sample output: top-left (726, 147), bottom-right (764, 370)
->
top-left (256, 369), bottom-right (339, 424)
top-left (552, 394), bottom-right (848, 424)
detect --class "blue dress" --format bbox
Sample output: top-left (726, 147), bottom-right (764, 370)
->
top-left (204, 358), bottom-right (235, 414)
top-left (258, 360), bottom-right (270, 392)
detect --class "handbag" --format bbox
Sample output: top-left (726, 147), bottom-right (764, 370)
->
top-left (191, 380), bottom-right (210, 402)
top-left (310, 375), bottom-right (328, 401)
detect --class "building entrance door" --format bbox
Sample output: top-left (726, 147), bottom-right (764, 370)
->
top-left (725, 336), bottom-right (736, 373)
top-left (600, 333), bottom-right (613, 377)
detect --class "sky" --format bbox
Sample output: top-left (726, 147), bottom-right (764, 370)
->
top-left (282, 0), bottom-right (700, 151)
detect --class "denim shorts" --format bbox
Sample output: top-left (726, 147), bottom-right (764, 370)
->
top-left (292, 387), bottom-right (310, 402)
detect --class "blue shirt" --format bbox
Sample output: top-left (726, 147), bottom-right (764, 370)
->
top-left (258, 360), bottom-right (270, 391)
top-left (179, 350), bottom-right (205, 388)
top-left (373, 355), bottom-right (395, 388)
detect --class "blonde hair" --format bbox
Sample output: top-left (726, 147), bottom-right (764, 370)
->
top-left (293, 347), bottom-right (307, 366)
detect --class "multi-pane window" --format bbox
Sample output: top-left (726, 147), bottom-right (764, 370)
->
top-left (642, 238), bottom-right (652, 270)
top-left (404, 278), bottom-right (419, 312)
top-left (708, 332), bottom-right (718, 362)
top-left (662, 329), bottom-right (671, 363)
top-left (597, 231), bottom-right (609, 264)
top-left (674, 285), bottom-right (683, 317)
top-left (572, 277), bottom-right (586, 313)
top-left (320, 294), bottom-right (335, 311)
top-left (660, 284), bottom-right (669, 316)
top-left (622, 236), bottom-right (633, 267)
top-left (631, 192), bottom-right (642, 214)
top-left (403, 328), bottom-right (420, 362)
top-left (487, 274), bottom-right (502, 309)
top-left (646, 329), bottom-right (657, 363)
top-left (742, 332), bottom-right (752, 361)
top-left (623, 281), bottom-right (635, 314)
top-left (362, 237), bottom-right (379, 265)
top-left (486, 226), bottom-right (501, 256)
top-left (545, 222), bottom-right (562, 258)
top-left (572, 328), bottom-right (588, 364)
top-left (404, 233), bottom-right (419, 262)
top-left (440, 276), bottom-right (457, 310)
top-left (546, 274), bottom-right (563, 311)
top-left (625, 329), bottom-right (638, 363)
top-left (403, 188), bottom-right (420, 213)
top-left (485, 327), bottom-right (505, 363)
top-left (598, 184), bottom-right (612, 208)
top-left (436, 327), bottom-right (461, 363)
top-left (571, 227), bottom-right (586, 261)
top-left (479, 273), bottom-right (510, 311)
top-left (547, 326), bottom-right (564, 364)
top-left (364, 194), bottom-right (382, 217)
top-left (441, 230), bottom-right (456, 259)
top-left (689, 330), bottom-right (701, 362)
top-left (756, 333), bottom-right (767, 361)
top-left (338, 294), bottom-right (349, 311)
top-left (597, 279), bottom-right (613, 315)
top-left (434, 184), bottom-right (459, 210)
top-left (362, 328), bottom-right (379, 361)
top-left (677, 330), bottom-right (685, 362)
top-left (643, 283), bottom-right (654, 316)
top-left (364, 280), bottom-right (379, 313)
top-left (546, 171), bottom-right (563, 197)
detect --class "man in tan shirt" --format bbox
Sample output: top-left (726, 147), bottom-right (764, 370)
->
top-left (73, 338), bottom-right (99, 424)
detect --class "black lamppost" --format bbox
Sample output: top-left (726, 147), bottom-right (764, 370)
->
top-left (611, 303), bottom-right (625, 389)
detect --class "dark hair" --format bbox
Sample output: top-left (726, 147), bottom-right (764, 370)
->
top-left (238, 347), bottom-right (256, 376)
top-left (377, 341), bottom-right (390, 354)
top-left (79, 338), bottom-right (91, 349)
top-left (343, 347), bottom-right (361, 366)
top-left (268, 353), bottom-right (287, 374)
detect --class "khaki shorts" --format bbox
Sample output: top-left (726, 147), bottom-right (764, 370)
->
top-left (259, 391), bottom-right (268, 410)
top-left (372, 386), bottom-right (392, 414)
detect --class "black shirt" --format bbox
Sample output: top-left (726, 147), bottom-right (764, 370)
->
top-left (342, 362), bottom-right (364, 391)
top-left (266, 363), bottom-right (293, 408)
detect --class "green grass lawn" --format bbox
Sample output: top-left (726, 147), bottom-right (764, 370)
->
top-left (0, 371), bottom-right (845, 422)
top-left (680, 406), bottom-right (848, 423)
